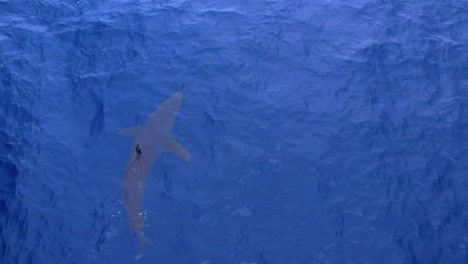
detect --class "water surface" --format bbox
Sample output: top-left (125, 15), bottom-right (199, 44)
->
top-left (0, 0), bottom-right (467, 263)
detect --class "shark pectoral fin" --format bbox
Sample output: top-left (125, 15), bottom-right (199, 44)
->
top-left (164, 138), bottom-right (191, 162)
top-left (118, 126), bottom-right (143, 137)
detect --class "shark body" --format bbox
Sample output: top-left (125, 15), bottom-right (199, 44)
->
top-left (119, 92), bottom-right (190, 257)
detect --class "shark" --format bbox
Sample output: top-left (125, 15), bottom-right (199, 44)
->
top-left (119, 91), bottom-right (191, 258)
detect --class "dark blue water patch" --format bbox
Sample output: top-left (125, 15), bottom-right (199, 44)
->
top-left (0, 131), bottom-right (12, 155)
top-left (66, 75), bottom-right (106, 143)
top-left (0, 159), bottom-right (17, 195)
top-left (0, 127), bottom-right (30, 263)
top-left (0, 43), bottom-right (43, 264)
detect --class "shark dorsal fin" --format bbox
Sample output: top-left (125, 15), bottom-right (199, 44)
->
top-left (164, 137), bottom-right (191, 162)
top-left (119, 126), bottom-right (143, 137)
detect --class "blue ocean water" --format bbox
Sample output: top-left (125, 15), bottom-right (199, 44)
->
top-left (1, 0), bottom-right (467, 263)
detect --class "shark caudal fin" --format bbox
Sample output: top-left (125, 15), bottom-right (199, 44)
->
top-left (135, 232), bottom-right (156, 260)
top-left (164, 137), bottom-right (191, 162)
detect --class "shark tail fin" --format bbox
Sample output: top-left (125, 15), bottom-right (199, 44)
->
top-left (135, 233), bottom-right (156, 260)
top-left (144, 235), bottom-right (156, 247)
